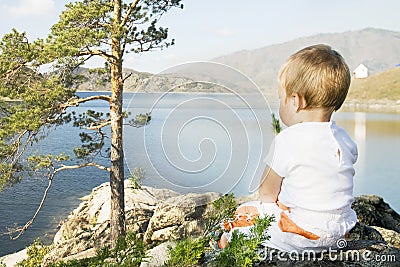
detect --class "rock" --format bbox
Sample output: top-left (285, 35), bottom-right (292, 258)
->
top-left (0, 248), bottom-right (28, 267)
top-left (43, 180), bottom-right (220, 266)
top-left (140, 241), bottom-right (175, 267)
top-left (347, 222), bottom-right (385, 241)
top-left (61, 248), bottom-right (97, 263)
top-left (151, 226), bottom-right (181, 242)
top-left (141, 186), bottom-right (181, 201)
top-left (372, 226), bottom-right (400, 249)
top-left (352, 195), bottom-right (400, 233)
top-left (236, 191), bottom-right (258, 204)
top-left (143, 192), bottom-right (220, 243)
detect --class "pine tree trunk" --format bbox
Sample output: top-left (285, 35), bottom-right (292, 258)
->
top-left (109, 0), bottom-right (125, 248)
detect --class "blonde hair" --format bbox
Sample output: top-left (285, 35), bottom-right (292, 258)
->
top-left (278, 44), bottom-right (351, 111)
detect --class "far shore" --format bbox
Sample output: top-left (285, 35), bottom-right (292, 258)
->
top-left (76, 90), bottom-right (400, 114)
top-left (5, 90), bottom-right (398, 113)
top-left (342, 99), bottom-right (400, 114)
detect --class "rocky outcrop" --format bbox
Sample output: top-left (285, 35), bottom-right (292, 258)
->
top-left (42, 180), bottom-right (220, 265)
top-left (352, 195), bottom-right (400, 233)
top-left (372, 227), bottom-right (400, 249)
top-left (39, 182), bottom-right (399, 266)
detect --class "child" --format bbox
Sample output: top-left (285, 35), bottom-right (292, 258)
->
top-left (219, 44), bottom-right (358, 253)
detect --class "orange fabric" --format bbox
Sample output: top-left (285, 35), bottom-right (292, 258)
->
top-left (223, 205), bottom-right (259, 231)
top-left (278, 211), bottom-right (320, 240)
top-left (276, 200), bottom-right (291, 212)
top-left (222, 201), bottom-right (320, 244)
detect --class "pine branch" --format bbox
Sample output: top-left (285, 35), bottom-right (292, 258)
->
top-left (3, 130), bottom-right (28, 163)
top-left (10, 176), bottom-right (53, 240)
top-left (121, 0), bottom-right (140, 28)
top-left (55, 162), bottom-right (110, 173)
top-left (2, 130), bottom-right (37, 171)
top-left (122, 72), bottom-right (133, 82)
top-left (2, 63), bottom-right (27, 84)
top-left (10, 131), bottom-right (35, 166)
top-left (60, 95), bottom-right (111, 109)
top-left (78, 46), bottom-right (114, 61)
top-left (86, 120), bottom-right (112, 130)
top-left (9, 161), bottom-right (109, 239)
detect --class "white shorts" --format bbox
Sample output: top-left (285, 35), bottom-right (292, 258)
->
top-left (262, 202), bottom-right (357, 252)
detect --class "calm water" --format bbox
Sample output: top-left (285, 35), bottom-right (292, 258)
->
top-left (0, 92), bottom-right (399, 256)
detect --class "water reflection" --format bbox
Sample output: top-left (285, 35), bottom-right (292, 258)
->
top-left (334, 111), bottom-right (400, 212)
top-left (354, 112), bottom-right (366, 141)
top-left (353, 112), bottom-right (366, 177)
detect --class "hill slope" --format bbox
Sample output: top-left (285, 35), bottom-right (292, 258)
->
top-left (213, 28), bottom-right (400, 91)
top-left (347, 67), bottom-right (400, 101)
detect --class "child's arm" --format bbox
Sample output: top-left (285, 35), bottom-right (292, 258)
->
top-left (259, 165), bottom-right (283, 203)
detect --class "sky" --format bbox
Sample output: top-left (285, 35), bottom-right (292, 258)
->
top-left (0, 0), bottom-right (400, 74)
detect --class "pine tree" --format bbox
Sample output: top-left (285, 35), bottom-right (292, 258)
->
top-left (0, 0), bottom-right (182, 247)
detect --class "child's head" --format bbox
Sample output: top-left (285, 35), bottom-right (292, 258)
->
top-left (278, 44), bottom-right (351, 113)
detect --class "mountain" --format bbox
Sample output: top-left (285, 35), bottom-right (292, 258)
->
top-left (72, 67), bottom-right (152, 92)
top-left (74, 67), bottom-right (227, 93)
top-left (75, 28), bottom-right (400, 96)
top-left (213, 28), bottom-right (400, 92)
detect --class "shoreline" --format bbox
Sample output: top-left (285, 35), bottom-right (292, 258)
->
top-left (76, 90), bottom-right (400, 113)
top-left (342, 99), bottom-right (400, 114)
top-left (76, 90), bottom-right (261, 96)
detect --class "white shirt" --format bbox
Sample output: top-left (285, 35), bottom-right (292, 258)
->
top-left (264, 121), bottom-right (358, 211)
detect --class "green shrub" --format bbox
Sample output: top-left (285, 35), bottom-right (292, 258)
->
top-left (50, 232), bottom-right (147, 267)
top-left (50, 258), bottom-right (91, 267)
top-left (128, 167), bottom-right (144, 189)
top-left (212, 216), bottom-right (274, 267)
top-left (16, 239), bottom-right (50, 267)
top-left (271, 113), bottom-right (282, 135)
top-left (111, 232), bottom-right (147, 266)
top-left (204, 193), bottom-right (237, 237)
top-left (163, 237), bottom-right (205, 267)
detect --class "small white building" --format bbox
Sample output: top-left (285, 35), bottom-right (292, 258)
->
top-left (353, 64), bottom-right (368, 79)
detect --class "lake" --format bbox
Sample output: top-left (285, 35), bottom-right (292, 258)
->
top-left (0, 92), bottom-right (399, 256)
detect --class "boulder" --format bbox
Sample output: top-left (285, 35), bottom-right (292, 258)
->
top-left (139, 241), bottom-right (175, 267)
top-left (352, 195), bottom-right (400, 233)
top-left (143, 192), bottom-right (220, 243)
top-left (0, 249), bottom-right (28, 267)
top-left (347, 222), bottom-right (385, 242)
top-left (372, 226), bottom-right (400, 249)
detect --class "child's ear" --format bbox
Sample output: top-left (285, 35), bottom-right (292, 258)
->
top-left (291, 93), bottom-right (305, 112)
